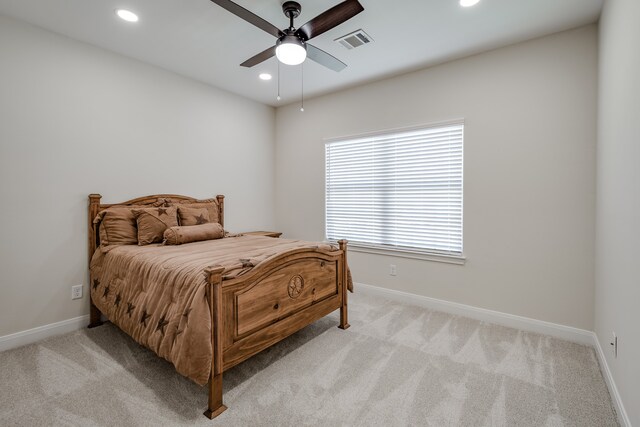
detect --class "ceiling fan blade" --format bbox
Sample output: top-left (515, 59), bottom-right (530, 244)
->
top-left (209, 0), bottom-right (283, 38)
top-left (295, 0), bottom-right (364, 41)
top-left (306, 44), bottom-right (347, 72)
top-left (240, 46), bottom-right (277, 67)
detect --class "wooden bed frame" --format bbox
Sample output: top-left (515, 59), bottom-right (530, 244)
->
top-left (87, 193), bottom-right (349, 419)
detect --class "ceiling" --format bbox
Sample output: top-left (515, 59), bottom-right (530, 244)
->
top-left (0, 0), bottom-right (603, 106)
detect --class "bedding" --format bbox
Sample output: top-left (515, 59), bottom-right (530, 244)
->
top-left (93, 200), bottom-right (216, 249)
top-left (89, 235), bottom-right (348, 385)
top-left (177, 206), bottom-right (210, 226)
top-left (163, 223), bottom-right (224, 245)
top-left (169, 198), bottom-right (220, 224)
top-left (94, 207), bottom-right (138, 248)
top-left (132, 206), bottom-right (179, 245)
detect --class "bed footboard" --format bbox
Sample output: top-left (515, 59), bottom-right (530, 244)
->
top-left (204, 241), bottom-right (349, 418)
top-left (204, 266), bottom-right (227, 419)
top-left (338, 239), bottom-right (350, 330)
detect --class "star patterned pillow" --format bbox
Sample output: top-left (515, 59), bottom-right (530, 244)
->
top-left (132, 206), bottom-right (179, 245)
top-left (177, 206), bottom-right (210, 226)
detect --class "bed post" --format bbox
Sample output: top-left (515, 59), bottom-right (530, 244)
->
top-left (204, 265), bottom-right (227, 419)
top-left (88, 194), bottom-right (104, 329)
top-left (216, 195), bottom-right (225, 229)
top-left (337, 240), bottom-right (350, 330)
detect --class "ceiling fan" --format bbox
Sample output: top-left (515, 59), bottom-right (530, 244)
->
top-left (209, 0), bottom-right (364, 72)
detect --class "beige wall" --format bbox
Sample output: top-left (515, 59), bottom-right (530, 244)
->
top-left (0, 16), bottom-right (275, 337)
top-left (595, 0), bottom-right (640, 423)
top-left (275, 26), bottom-right (597, 330)
top-left (0, 15), bottom-right (602, 341)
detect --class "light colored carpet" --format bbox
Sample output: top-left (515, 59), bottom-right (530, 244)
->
top-left (0, 292), bottom-right (618, 426)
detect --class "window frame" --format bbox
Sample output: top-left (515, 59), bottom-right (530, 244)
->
top-left (324, 120), bottom-right (466, 265)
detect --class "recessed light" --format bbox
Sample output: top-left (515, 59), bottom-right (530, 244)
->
top-left (259, 73), bottom-right (272, 81)
top-left (459, 0), bottom-right (480, 7)
top-left (116, 9), bottom-right (139, 22)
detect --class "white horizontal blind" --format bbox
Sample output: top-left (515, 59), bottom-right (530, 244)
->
top-left (325, 122), bottom-right (463, 255)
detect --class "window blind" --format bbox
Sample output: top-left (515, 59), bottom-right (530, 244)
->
top-left (325, 122), bottom-right (463, 255)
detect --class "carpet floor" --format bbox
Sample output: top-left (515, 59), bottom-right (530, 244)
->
top-left (0, 292), bottom-right (618, 426)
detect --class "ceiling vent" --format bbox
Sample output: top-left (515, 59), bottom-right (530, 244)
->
top-left (335, 29), bottom-right (373, 50)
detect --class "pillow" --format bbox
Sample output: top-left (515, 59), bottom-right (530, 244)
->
top-left (177, 206), bottom-right (210, 226)
top-left (94, 207), bottom-right (138, 249)
top-left (132, 206), bottom-right (178, 245)
top-left (173, 199), bottom-right (219, 224)
top-left (163, 223), bottom-right (224, 245)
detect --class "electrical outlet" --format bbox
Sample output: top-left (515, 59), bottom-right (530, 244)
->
top-left (389, 264), bottom-right (397, 276)
top-left (71, 284), bottom-right (83, 300)
top-left (611, 332), bottom-right (618, 358)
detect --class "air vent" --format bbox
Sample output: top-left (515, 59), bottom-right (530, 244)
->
top-left (335, 29), bottom-right (373, 50)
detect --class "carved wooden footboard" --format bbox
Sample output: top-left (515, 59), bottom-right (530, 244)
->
top-left (204, 244), bottom-right (349, 418)
top-left (87, 194), bottom-right (348, 419)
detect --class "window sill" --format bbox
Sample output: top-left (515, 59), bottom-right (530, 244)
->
top-left (343, 242), bottom-right (466, 265)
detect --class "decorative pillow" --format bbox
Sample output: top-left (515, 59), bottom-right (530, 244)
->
top-left (163, 223), bottom-right (224, 245)
top-left (132, 206), bottom-right (179, 245)
top-left (174, 200), bottom-right (219, 224)
top-left (94, 207), bottom-right (138, 249)
top-left (177, 206), bottom-right (210, 226)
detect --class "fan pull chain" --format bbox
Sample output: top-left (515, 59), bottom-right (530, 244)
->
top-left (277, 60), bottom-right (281, 101)
top-left (300, 62), bottom-right (304, 112)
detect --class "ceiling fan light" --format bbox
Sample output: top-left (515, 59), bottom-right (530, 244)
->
top-left (276, 36), bottom-right (307, 66)
top-left (116, 9), bottom-right (139, 22)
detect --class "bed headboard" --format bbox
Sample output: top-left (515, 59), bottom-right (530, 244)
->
top-left (88, 193), bottom-right (224, 261)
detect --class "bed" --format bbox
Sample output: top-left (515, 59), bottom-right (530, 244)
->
top-left (87, 193), bottom-right (350, 419)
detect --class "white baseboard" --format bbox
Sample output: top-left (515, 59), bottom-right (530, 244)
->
top-left (0, 315), bottom-right (89, 353)
top-left (355, 282), bottom-right (594, 345)
top-left (593, 332), bottom-right (631, 427)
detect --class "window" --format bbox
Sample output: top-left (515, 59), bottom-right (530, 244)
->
top-left (325, 121), bottom-right (463, 259)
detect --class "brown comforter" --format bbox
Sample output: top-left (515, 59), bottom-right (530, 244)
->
top-left (89, 235), bottom-right (349, 385)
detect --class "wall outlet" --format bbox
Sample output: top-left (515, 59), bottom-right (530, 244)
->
top-left (611, 332), bottom-right (617, 358)
top-left (71, 284), bottom-right (83, 300)
top-left (389, 264), bottom-right (397, 276)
